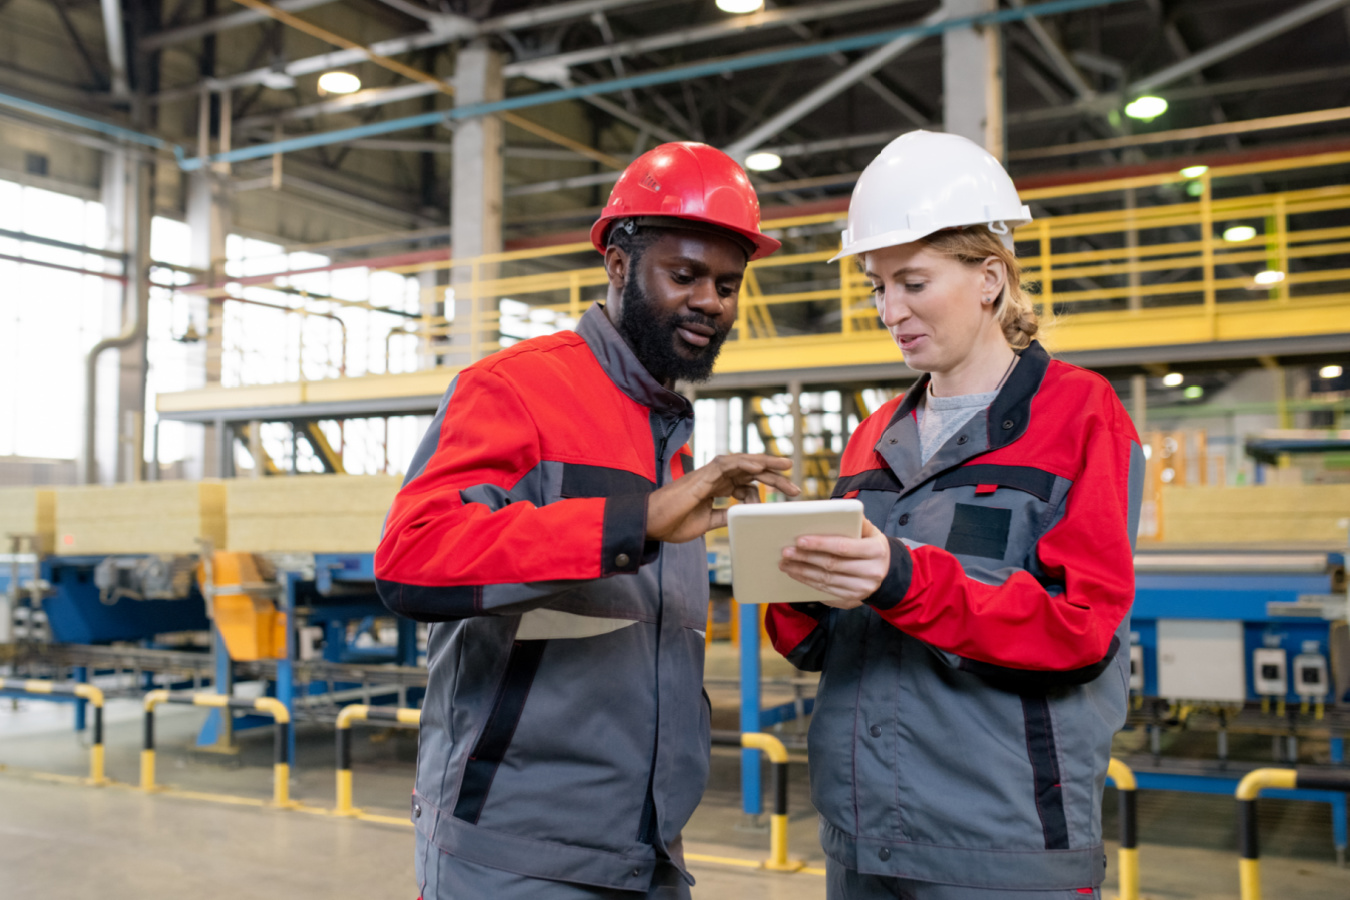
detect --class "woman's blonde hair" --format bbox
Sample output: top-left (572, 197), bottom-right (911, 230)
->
top-left (919, 225), bottom-right (1039, 349)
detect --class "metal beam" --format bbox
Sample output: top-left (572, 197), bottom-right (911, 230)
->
top-left (99, 0), bottom-right (128, 96)
top-left (153, 0), bottom-right (656, 101)
top-left (140, 0), bottom-right (337, 51)
top-left (1007, 0), bottom-right (1094, 98)
top-left (723, 6), bottom-right (950, 158)
top-left (1129, 0), bottom-right (1350, 94)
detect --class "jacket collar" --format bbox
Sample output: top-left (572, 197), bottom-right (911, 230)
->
top-left (576, 303), bottom-right (693, 417)
top-left (887, 340), bottom-right (1050, 443)
top-left (876, 340), bottom-right (1051, 491)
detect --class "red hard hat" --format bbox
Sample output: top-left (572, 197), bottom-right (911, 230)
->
top-left (590, 142), bottom-right (782, 261)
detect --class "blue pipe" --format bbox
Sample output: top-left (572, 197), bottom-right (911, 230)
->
top-left (180, 0), bottom-right (1133, 171)
top-left (0, 90), bottom-right (175, 152)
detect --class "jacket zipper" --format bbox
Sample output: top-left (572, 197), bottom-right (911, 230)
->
top-left (637, 414), bottom-right (682, 844)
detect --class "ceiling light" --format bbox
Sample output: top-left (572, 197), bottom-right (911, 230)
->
top-left (716, 0), bottom-right (764, 12)
top-left (1183, 385), bottom-right (1204, 400)
top-left (1180, 165), bottom-right (1208, 178)
top-left (1319, 364), bottom-right (1343, 379)
top-left (744, 151), bottom-right (782, 172)
top-left (1124, 95), bottom-right (1168, 121)
top-left (1254, 270), bottom-right (1286, 286)
top-left (1223, 225), bottom-right (1257, 242)
top-left (1162, 372), bottom-right (1184, 387)
top-left (318, 71), bottom-right (361, 94)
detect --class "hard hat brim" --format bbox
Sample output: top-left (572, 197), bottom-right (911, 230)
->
top-left (592, 214), bottom-right (782, 261)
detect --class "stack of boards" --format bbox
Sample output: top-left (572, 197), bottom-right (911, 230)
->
top-left (0, 475), bottom-right (401, 555)
top-left (1157, 484), bottom-right (1350, 545)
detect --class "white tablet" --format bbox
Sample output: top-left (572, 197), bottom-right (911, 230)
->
top-left (726, 499), bottom-right (865, 604)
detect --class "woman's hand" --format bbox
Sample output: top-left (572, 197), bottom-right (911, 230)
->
top-left (778, 517), bottom-right (891, 609)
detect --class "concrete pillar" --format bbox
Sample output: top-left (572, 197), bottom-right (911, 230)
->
top-left (942, 0), bottom-right (1005, 157)
top-left (186, 169), bottom-right (231, 478)
top-left (450, 43), bottom-right (504, 364)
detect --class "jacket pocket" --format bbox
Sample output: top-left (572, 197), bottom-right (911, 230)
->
top-left (452, 639), bottom-right (548, 824)
top-left (1020, 693), bottom-right (1070, 850)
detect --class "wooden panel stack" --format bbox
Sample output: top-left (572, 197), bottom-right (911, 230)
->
top-left (225, 475), bottom-right (401, 553)
top-left (0, 488), bottom-right (56, 554)
top-left (1158, 484), bottom-right (1350, 545)
top-left (53, 481), bottom-right (227, 555)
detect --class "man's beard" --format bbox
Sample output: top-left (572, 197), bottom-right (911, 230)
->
top-left (616, 273), bottom-right (731, 384)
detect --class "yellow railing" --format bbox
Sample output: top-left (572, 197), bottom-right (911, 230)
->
top-left (368, 150), bottom-right (1350, 369)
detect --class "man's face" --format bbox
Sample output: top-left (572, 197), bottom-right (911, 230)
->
top-left (608, 229), bottom-right (747, 384)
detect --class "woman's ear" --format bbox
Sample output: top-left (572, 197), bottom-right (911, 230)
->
top-left (980, 256), bottom-right (1008, 303)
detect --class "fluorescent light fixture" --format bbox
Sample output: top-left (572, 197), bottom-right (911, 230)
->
top-left (1254, 270), bottom-right (1286, 286)
top-left (318, 71), bottom-right (361, 94)
top-left (744, 151), bottom-right (782, 172)
top-left (1223, 225), bottom-right (1257, 242)
top-left (1183, 385), bottom-right (1204, 400)
top-left (1319, 364), bottom-right (1343, 379)
top-left (716, 0), bottom-right (763, 12)
top-left (1162, 372), bottom-right (1184, 387)
top-left (1124, 96), bottom-right (1167, 121)
top-left (1180, 165), bottom-right (1208, 178)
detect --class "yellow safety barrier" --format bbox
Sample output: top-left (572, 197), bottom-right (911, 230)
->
top-left (1236, 767), bottom-right (1350, 900)
top-left (1106, 758), bottom-right (1139, 900)
top-left (739, 732), bottom-right (803, 873)
top-left (142, 690), bottom-right (292, 807)
top-left (334, 703), bottom-right (421, 817)
top-left (0, 678), bottom-right (107, 784)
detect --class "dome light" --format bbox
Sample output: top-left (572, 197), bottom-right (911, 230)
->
top-left (1223, 225), bottom-right (1257, 242)
top-left (744, 151), bottom-right (782, 172)
top-left (1319, 364), bottom-right (1343, 379)
top-left (1124, 96), bottom-right (1168, 121)
top-left (716, 0), bottom-right (764, 12)
top-left (1180, 165), bottom-right (1208, 178)
top-left (1162, 372), bottom-right (1184, 387)
top-left (318, 71), bottom-right (361, 94)
top-left (1254, 270), bottom-right (1285, 286)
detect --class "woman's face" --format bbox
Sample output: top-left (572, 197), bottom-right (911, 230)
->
top-left (863, 241), bottom-right (1004, 375)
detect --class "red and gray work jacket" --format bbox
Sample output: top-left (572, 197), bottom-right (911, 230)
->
top-left (375, 303), bottom-right (711, 893)
top-left (767, 342), bottom-right (1144, 891)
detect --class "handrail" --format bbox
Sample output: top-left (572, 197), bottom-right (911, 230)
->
top-left (1105, 758), bottom-right (1139, 900)
top-left (714, 730), bottom-right (803, 872)
top-left (0, 678), bottom-right (106, 783)
top-left (142, 690), bottom-right (292, 806)
top-left (334, 704), bottom-right (421, 817)
top-left (1236, 767), bottom-right (1350, 900)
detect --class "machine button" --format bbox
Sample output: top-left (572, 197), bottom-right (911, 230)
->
top-left (878, 848), bottom-right (891, 861)
top-left (870, 725), bottom-right (882, 737)
top-left (898, 514), bottom-right (910, 526)
top-left (615, 553), bottom-right (631, 568)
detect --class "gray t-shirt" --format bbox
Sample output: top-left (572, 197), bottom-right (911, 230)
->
top-left (916, 387), bottom-right (998, 464)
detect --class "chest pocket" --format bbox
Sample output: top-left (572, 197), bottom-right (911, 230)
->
top-left (933, 464), bottom-right (1058, 562)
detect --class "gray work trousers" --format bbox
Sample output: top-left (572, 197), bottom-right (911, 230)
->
top-left (827, 859), bottom-right (1101, 900)
top-left (418, 848), bottom-right (691, 900)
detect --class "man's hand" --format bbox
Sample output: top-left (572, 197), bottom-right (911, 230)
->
top-left (778, 517), bottom-right (891, 609)
top-left (646, 454), bottom-right (799, 544)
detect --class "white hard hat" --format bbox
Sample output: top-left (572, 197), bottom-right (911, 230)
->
top-left (831, 130), bottom-right (1032, 262)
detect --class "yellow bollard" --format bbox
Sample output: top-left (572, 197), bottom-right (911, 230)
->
top-left (741, 732), bottom-right (803, 872)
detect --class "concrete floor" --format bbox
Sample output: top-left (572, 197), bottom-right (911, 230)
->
top-left (1, 682), bottom-right (1347, 899)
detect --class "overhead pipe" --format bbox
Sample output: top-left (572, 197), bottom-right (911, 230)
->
top-left (99, 0), bottom-right (130, 97)
top-left (180, 0), bottom-right (1133, 172)
top-left (83, 154), bottom-right (150, 484)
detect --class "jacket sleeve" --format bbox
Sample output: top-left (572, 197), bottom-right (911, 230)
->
top-left (864, 421), bottom-right (1142, 677)
top-left (375, 366), bottom-right (653, 622)
top-left (765, 602), bottom-right (831, 672)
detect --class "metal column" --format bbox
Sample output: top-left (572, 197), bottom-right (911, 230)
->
top-left (942, 0), bottom-right (1005, 157)
top-left (186, 165), bottom-right (231, 478)
top-left (450, 43), bottom-right (504, 365)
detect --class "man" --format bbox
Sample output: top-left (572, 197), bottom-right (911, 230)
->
top-left (375, 142), bottom-right (794, 899)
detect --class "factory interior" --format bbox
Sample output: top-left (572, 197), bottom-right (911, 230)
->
top-left (2, 0), bottom-right (1350, 897)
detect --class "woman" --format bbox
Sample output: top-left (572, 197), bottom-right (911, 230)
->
top-left (767, 130), bottom-right (1143, 900)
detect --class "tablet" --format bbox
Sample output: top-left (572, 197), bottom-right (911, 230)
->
top-left (726, 499), bottom-right (865, 604)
